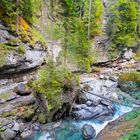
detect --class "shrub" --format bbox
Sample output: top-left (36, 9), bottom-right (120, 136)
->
top-left (32, 61), bottom-right (79, 111)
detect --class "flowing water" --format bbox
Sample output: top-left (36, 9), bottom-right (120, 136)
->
top-left (29, 104), bottom-right (132, 140)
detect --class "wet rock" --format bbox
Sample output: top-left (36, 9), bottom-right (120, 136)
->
top-left (100, 99), bottom-right (112, 106)
top-left (72, 104), bottom-right (114, 120)
top-left (109, 76), bottom-right (118, 82)
top-left (12, 122), bottom-right (20, 132)
top-left (99, 75), bottom-right (105, 80)
top-left (86, 101), bottom-right (93, 106)
top-left (82, 124), bottom-right (96, 140)
top-left (2, 129), bottom-right (17, 140)
top-left (32, 123), bottom-right (40, 131)
top-left (14, 83), bottom-right (32, 96)
top-left (78, 92), bottom-right (101, 106)
top-left (20, 130), bottom-right (33, 139)
top-left (103, 80), bottom-right (118, 88)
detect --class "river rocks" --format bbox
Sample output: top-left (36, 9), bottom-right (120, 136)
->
top-left (109, 76), bottom-right (118, 82)
top-left (12, 122), bottom-right (20, 132)
top-left (123, 48), bottom-right (133, 60)
top-left (82, 124), bottom-right (96, 140)
top-left (1, 129), bottom-right (17, 140)
top-left (14, 83), bottom-right (32, 96)
top-left (72, 103), bottom-right (114, 120)
top-left (20, 130), bottom-right (33, 139)
top-left (0, 95), bottom-right (35, 115)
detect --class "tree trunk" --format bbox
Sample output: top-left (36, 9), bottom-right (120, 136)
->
top-left (50, 0), bottom-right (54, 60)
top-left (16, 0), bottom-right (19, 34)
top-left (41, 2), bottom-right (43, 34)
top-left (88, 0), bottom-right (92, 40)
top-left (64, 17), bottom-right (68, 67)
top-left (34, 92), bottom-right (48, 120)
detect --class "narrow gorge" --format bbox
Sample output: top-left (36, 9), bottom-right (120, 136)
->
top-left (0, 0), bottom-right (140, 140)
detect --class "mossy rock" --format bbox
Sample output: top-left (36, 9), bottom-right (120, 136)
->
top-left (0, 127), bottom-right (6, 132)
top-left (38, 112), bottom-right (47, 124)
top-left (7, 38), bottom-right (21, 46)
top-left (119, 72), bottom-right (140, 93)
top-left (21, 108), bottom-right (35, 121)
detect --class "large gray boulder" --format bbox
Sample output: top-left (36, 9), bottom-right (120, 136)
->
top-left (2, 129), bottom-right (16, 140)
top-left (82, 124), bottom-right (96, 140)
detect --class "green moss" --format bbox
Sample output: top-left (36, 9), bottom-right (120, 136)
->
top-left (0, 92), bottom-right (10, 101)
top-left (38, 112), bottom-right (47, 124)
top-left (17, 45), bottom-right (26, 55)
top-left (7, 38), bottom-right (21, 46)
top-left (134, 48), bottom-right (140, 61)
top-left (0, 110), bottom-right (17, 117)
top-left (19, 28), bottom-right (47, 48)
top-left (0, 44), bottom-right (13, 67)
top-left (21, 108), bottom-right (35, 121)
top-left (31, 28), bottom-right (47, 48)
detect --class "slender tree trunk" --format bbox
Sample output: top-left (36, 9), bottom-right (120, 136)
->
top-left (88, 0), bottom-right (92, 40)
top-left (64, 23), bottom-right (68, 66)
top-left (16, 0), bottom-right (19, 34)
top-left (41, 2), bottom-right (43, 34)
top-left (34, 92), bottom-right (48, 121)
top-left (64, 18), bottom-right (68, 67)
top-left (50, 0), bottom-right (54, 61)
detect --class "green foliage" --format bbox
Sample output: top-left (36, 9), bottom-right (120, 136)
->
top-left (121, 108), bottom-right (140, 140)
top-left (134, 47), bottom-right (140, 61)
top-left (0, 44), bottom-right (15, 67)
top-left (46, 21), bottom-right (64, 40)
top-left (119, 72), bottom-right (140, 84)
top-left (125, 108), bottom-right (140, 121)
top-left (84, 0), bottom-right (103, 37)
top-left (17, 45), bottom-right (26, 54)
top-left (58, 0), bottom-right (101, 72)
top-left (32, 61), bottom-right (79, 111)
top-left (107, 0), bottom-right (140, 59)
top-left (121, 129), bottom-right (140, 140)
top-left (0, 0), bottom-right (45, 24)
top-left (38, 112), bottom-right (47, 124)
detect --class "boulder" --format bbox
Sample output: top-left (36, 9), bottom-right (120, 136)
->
top-left (109, 76), bottom-right (118, 82)
top-left (2, 129), bottom-right (17, 140)
top-left (14, 83), bottom-right (32, 96)
top-left (82, 124), bottom-right (96, 140)
top-left (20, 130), bottom-right (33, 139)
top-left (123, 49), bottom-right (133, 60)
top-left (72, 104), bottom-right (114, 120)
top-left (12, 122), bottom-right (20, 132)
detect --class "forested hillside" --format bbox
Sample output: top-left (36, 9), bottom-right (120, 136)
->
top-left (0, 0), bottom-right (140, 140)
